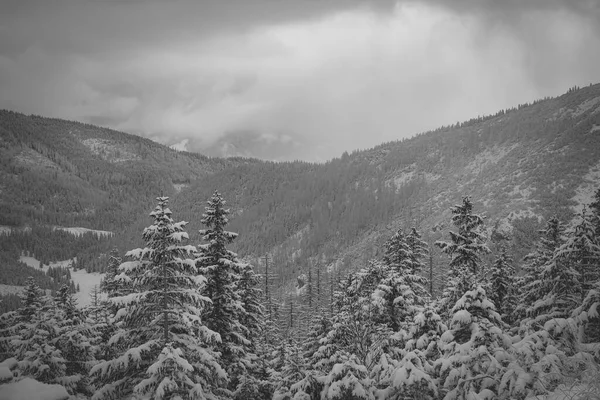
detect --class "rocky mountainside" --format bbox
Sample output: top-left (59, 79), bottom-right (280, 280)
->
top-left (1, 83), bottom-right (600, 296)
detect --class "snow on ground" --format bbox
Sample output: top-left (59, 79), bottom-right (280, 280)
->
top-left (52, 226), bottom-right (113, 238)
top-left (571, 159), bottom-right (600, 215)
top-left (465, 143), bottom-right (519, 174)
top-left (526, 384), bottom-right (599, 399)
top-left (0, 284), bottom-right (26, 296)
top-left (81, 138), bottom-right (139, 163)
top-left (70, 267), bottom-right (105, 307)
top-left (0, 226), bottom-right (31, 234)
top-left (391, 170), bottom-right (415, 188)
top-left (0, 358), bottom-right (16, 382)
top-left (173, 183), bottom-right (189, 193)
top-left (573, 95), bottom-right (600, 117)
top-left (0, 378), bottom-right (69, 400)
top-left (18, 255), bottom-right (105, 308)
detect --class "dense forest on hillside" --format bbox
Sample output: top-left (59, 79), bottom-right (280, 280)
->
top-left (1, 83), bottom-right (599, 316)
top-left (1, 186), bottom-right (599, 399)
top-left (0, 110), bottom-right (257, 230)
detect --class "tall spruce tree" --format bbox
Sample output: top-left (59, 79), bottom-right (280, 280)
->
top-left (589, 187), bottom-right (600, 234)
top-left (435, 197), bottom-right (490, 319)
top-left (555, 208), bottom-right (600, 302)
top-left (489, 245), bottom-right (517, 325)
top-left (515, 216), bottom-right (565, 322)
top-left (91, 196), bottom-right (225, 400)
top-left (100, 248), bottom-right (126, 302)
top-left (196, 191), bottom-right (250, 392)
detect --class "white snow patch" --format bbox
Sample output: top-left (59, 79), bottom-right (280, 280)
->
top-left (173, 183), bottom-right (188, 193)
top-left (0, 378), bottom-right (69, 400)
top-left (391, 170), bottom-right (415, 188)
top-left (0, 226), bottom-right (31, 235)
top-left (0, 358), bottom-right (16, 382)
top-left (14, 148), bottom-right (59, 170)
top-left (423, 172), bottom-right (441, 182)
top-left (494, 218), bottom-right (514, 235)
top-left (507, 208), bottom-right (542, 221)
top-left (591, 124), bottom-right (600, 133)
top-left (170, 139), bottom-right (189, 152)
top-left (508, 185), bottom-right (533, 199)
top-left (525, 384), bottom-right (598, 399)
top-left (573, 95), bottom-right (600, 117)
top-left (18, 255), bottom-right (104, 307)
top-left (52, 226), bottom-right (113, 238)
top-left (81, 138), bottom-right (139, 163)
top-left (70, 268), bottom-right (105, 308)
top-left (0, 284), bottom-right (26, 296)
top-left (571, 160), bottom-right (600, 214)
top-left (465, 143), bottom-right (518, 173)
top-left (19, 255), bottom-right (50, 273)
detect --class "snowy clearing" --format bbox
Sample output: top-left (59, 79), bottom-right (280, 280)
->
top-left (0, 226), bottom-right (31, 234)
top-left (573, 95), bottom-right (600, 117)
top-left (18, 255), bottom-right (105, 308)
top-left (52, 226), bottom-right (113, 238)
top-left (173, 183), bottom-right (188, 193)
top-left (81, 138), bottom-right (139, 163)
top-left (71, 268), bottom-right (106, 307)
top-left (465, 143), bottom-right (518, 173)
top-left (0, 378), bottom-right (69, 400)
top-left (0, 284), bottom-right (26, 296)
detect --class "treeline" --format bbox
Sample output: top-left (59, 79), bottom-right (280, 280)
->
top-left (1, 226), bottom-right (111, 264)
top-left (2, 187), bottom-right (599, 399)
top-left (0, 109), bottom-right (257, 231)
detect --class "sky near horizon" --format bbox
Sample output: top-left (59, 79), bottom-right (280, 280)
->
top-left (1, 0), bottom-right (600, 161)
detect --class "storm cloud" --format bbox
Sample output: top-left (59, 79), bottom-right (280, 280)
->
top-left (1, 0), bottom-right (599, 161)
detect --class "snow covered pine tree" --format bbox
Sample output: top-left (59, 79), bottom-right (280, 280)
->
top-left (91, 196), bottom-right (225, 400)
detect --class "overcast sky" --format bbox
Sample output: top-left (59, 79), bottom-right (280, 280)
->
top-left (1, 0), bottom-right (600, 161)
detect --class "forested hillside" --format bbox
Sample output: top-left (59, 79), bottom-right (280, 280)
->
top-left (1, 188), bottom-right (599, 399)
top-left (1, 83), bottom-right (600, 304)
top-left (174, 83), bottom-right (600, 289)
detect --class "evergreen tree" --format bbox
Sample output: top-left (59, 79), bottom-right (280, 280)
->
top-left (528, 222), bottom-right (582, 329)
top-left (589, 187), bottom-right (600, 233)
top-left (18, 277), bottom-right (44, 323)
top-left (489, 246), bottom-right (517, 325)
top-left (91, 196), bottom-right (225, 400)
top-left (320, 354), bottom-right (375, 400)
top-left (99, 248), bottom-right (126, 305)
top-left (10, 287), bottom-right (94, 395)
top-left (402, 303), bottom-right (447, 362)
top-left (405, 227), bottom-right (430, 277)
top-left (303, 312), bottom-right (332, 364)
top-left (515, 216), bottom-right (565, 323)
top-left (273, 340), bottom-right (308, 400)
top-left (53, 284), bottom-right (96, 395)
top-left (555, 208), bottom-right (600, 302)
top-left (13, 307), bottom-right (67, 387)
top-left (572, 279), bottom-right (600, 343)
top-left (435, 197), bottom-right (490, 319)
top-left (238, 263), bottom-right (264, 352)
top-left (196, 191), bottom-right (250, 391)
top-left (436, 286), bottom-right (513, 400)
top-left (380, 349), bottom-right (438, 400)
top-left (382, 227), bottom-right (430, 304)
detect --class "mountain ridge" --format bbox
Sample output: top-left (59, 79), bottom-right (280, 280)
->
top-left (1, 83), bottom-right (599, 297)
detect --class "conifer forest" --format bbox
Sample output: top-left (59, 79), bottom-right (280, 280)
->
top-left (2, 4), bottom-right (600, 397)
top-left (1, 186), bottom-right (600, 400)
